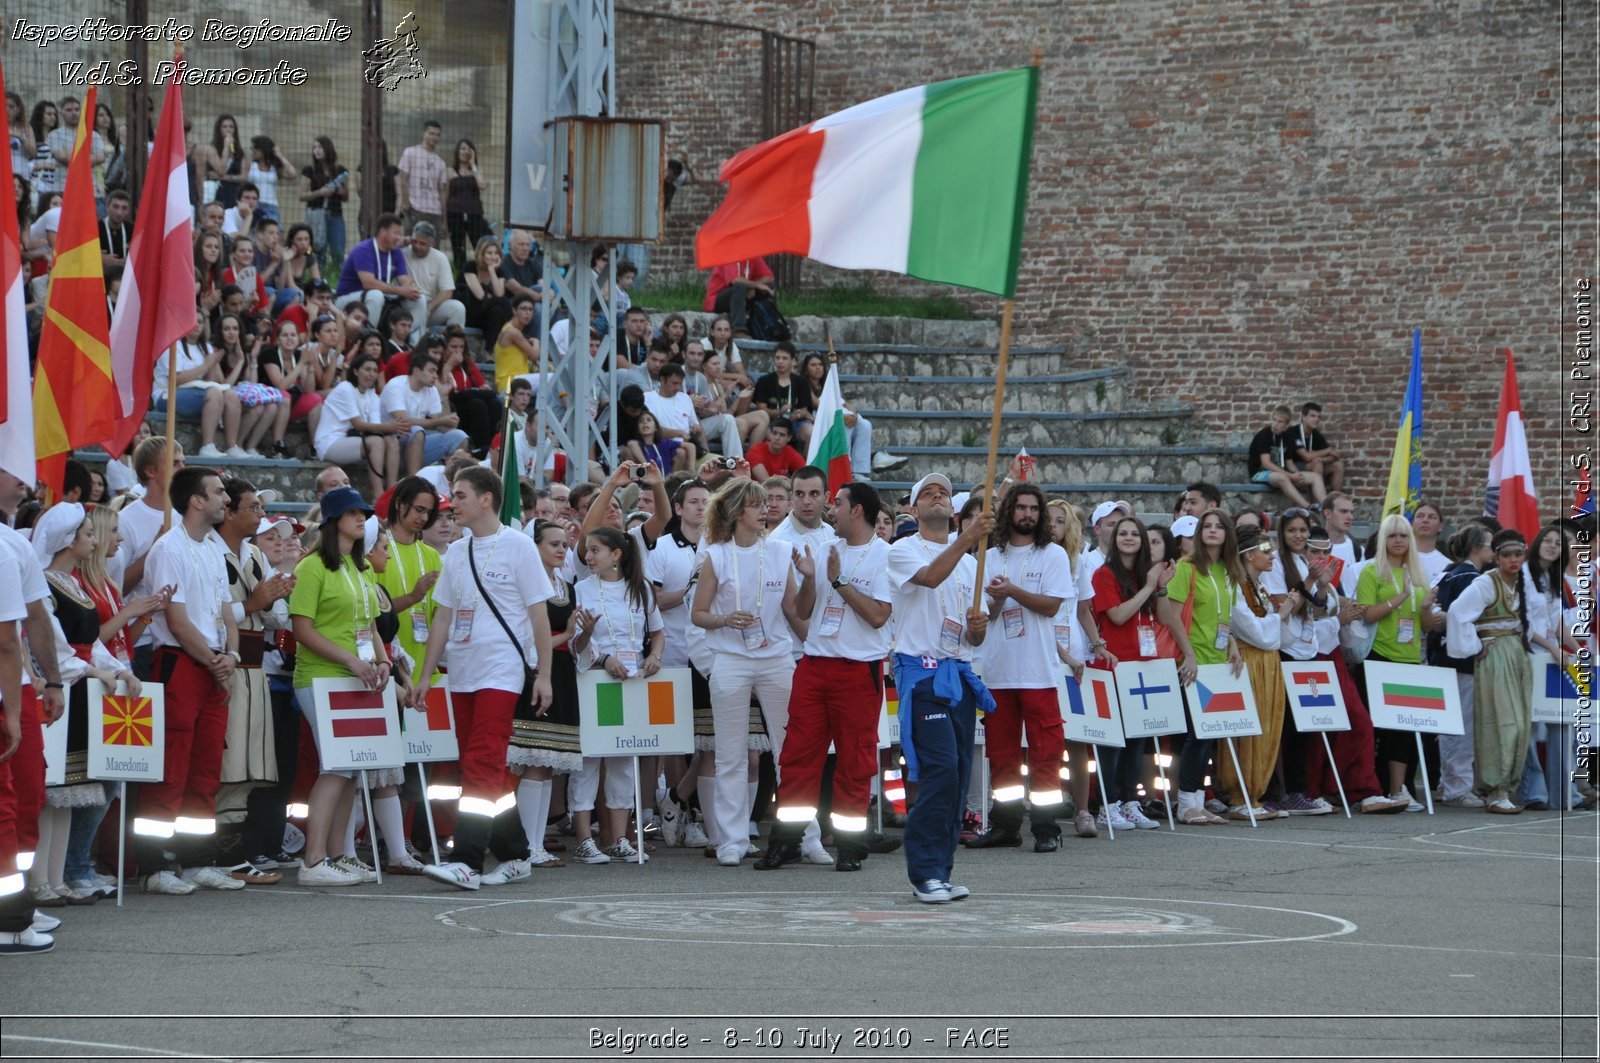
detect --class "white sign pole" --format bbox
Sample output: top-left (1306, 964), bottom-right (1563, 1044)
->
top-left (116, 781), bottom-right (126, 907)
top-left (1321, 733), bottom-right (1352, 818)
top-left (359, 770), bottom-right (383, 882)
top-left (1414, 733), bottom-right (1435, 815)
top-left (634, 756), bottom-right (646, 864)
top-left (1091, 746), bottom-right (1114, 841)
top-left (979, 757), bottom-right (989, 833)
top-left (1154, 736), bottom-right (1175, 831)
top-left (1223, 738), bottom-right (1257, 828)
top-left (415, 762), bottom-right (442, 865)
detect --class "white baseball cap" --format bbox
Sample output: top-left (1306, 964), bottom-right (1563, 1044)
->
top-left (1091, 500), bottom-right (1132, 526)
top-left (911, 473), bottom-right (954, 504)
top-left (1170, 515), bottom-right (1199, 537)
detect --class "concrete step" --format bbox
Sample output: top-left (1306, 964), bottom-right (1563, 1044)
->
top-left (731, 338), bottom-right (1088, 381)
top-left (643, 311), bottom-right (1001, 349)
top-left (881, 445), bottom-right (1249, 488)
top-left (859, 406), bottom-right (1193, 449)
top-left (841, 369), bottom-right (1126, 414)
top-left (867, 478), bottom-right (1276, 516)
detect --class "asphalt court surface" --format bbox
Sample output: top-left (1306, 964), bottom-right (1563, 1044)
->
top-left (3, 806), bottom-right (1596, 1062)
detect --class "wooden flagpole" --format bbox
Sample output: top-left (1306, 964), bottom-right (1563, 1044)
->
top-left (970, 299), bottom-right (1014, 610)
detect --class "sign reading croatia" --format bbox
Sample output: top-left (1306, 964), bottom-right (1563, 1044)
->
top-left (1113, 659), bottom-right (1187, 738)
top-left (1059, 668), bottom-right (1124, 748)
top-left (1183, 664), bottom-right (1263, 739)
top-left (1362, 661), bottom-right (1464, 736)
top-left (1280, 661), bottom-right (1351, 733)
top-left (312, 677), bottom-right (406, 771)
top-left (87, 677), bottom-right (165, 782)
top-left (577, 666), bottom-right (695, 757)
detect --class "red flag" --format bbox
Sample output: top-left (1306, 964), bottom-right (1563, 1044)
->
top-left (0, 53), bottom-right (34, 483)
top-left (1485, 349), bottom-right (1539, 539)
top-left (33, 85), bottom-right (116, 496)
top-left (104, 75), bottom-right (193, 458)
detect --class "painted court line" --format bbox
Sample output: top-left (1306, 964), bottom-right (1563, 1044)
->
top-left (1, 1033), bottom-right (256, 1060)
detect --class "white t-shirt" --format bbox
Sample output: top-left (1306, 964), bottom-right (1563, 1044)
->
top-left (886, 533), bottom-right (978, 662)
top-left (380, 375), bottom-right (443, 423)
top-left (29, 207), bottom-right (61, 244)
top-left (405, 245), bottom-right (455, 300)
top-left (644, 389), bottom-right (698, 437)
top-left (246, 161), bottom-right (280, 213)
top-left (1418, 548), bottom-right (1449, 588)
top-left (1052, 558), bottom-right (1096, 663)
top-left (980, 542), bottom-right (1072, 689)
top-left (433, 527), bottom-right (553, 693)
top-left (315, 381), bottom-right (383, 458)
top-left (573, 575), bottom-right (663, 674)
top-left (1329, 536), bottom-right (1361, 597)
top-left (145, 526), bottom-right (230, 652)
top-left (152, 342), bottom-right (208, 401)
top-left (801, 537), bottom-right (893, 661)
top-left (221, 206), bottom-right (252, 236)
top-left (0, 525), bottom-right (46, 696)
top-left (644, 529), bottom-right (701, 667)
top-left (107, 498), bottom-right (173, 594)
top-left (699, 538), bottom-right (793, 660)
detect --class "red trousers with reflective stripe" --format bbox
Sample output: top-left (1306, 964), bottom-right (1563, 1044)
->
top-left (11, 686), bottom-right (44, 858)
top-left (140, 651), bottom-right (230, 828)
top-left (982, 688), bottom-right (1066, 799)
top-left (451, 688), bottom-right (518, 806)
top-left (776, 656), bottom-right (882, 822)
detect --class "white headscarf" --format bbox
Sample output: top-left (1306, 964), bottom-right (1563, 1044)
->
top-left (30, 503), bottom-right (87, 566)
top-left (363, 516), bottom-right (382, 556)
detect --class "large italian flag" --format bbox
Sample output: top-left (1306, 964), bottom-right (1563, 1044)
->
top-left (806, 363), bottom-right (851, 494)
top-left (695, 67), bottom-right (1038, 298)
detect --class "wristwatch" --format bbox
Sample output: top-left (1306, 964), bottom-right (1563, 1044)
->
top-left (226, 650), bottom-right (242, 663)
top-left (831, 577), bottom-right (849, 590)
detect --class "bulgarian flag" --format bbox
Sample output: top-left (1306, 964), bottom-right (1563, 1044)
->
top-left (695, 67), bottom-right (1038, 298)
top-left (805, 362), bottom-right (851, 494)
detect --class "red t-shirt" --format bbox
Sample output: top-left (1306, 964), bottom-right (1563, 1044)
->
top-left (703, 257), bottom-right (774, 312)
top-left (384, 351), bottom-right (412, 381)
top-left (223, 266), bottom-right (270, 314)
top-left (748, 441), bottom-right (803, 479)
top-left (1093, 563), bottom-right (1158, 664)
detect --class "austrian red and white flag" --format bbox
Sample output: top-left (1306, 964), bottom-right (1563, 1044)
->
top-left (1485, 348), bottom-right (1539, 539)
top-left (104, 76), bottom-right (193, 458)
top-left (0, 54), bottom-right (35, 484)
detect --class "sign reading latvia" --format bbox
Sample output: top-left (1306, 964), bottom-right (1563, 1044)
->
top-left (312, 678), bottom-right (406, 771)
top-left (87, 677), bottom-right (165, 782)
top-left (400, 683), bottom-right (458, 762)
top-left (1362, 661), bottom-right (1464, 736)
top-left (1280, 661), bottom-right (1351, 733)
top-left (577, 666), bottom-right (695, 757)
top-left (1113, 659), bottom-right (1187, 738)
top-left (1529, 651), bottom-right (1585, 725)
top-left (1059, 668), bottom-right (1124, 748)
top-left (1183, 664), bottom-right (1263, 739)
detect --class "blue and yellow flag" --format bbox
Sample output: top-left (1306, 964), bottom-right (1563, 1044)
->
top-left (1381, 329), bottom-right (1423, 520)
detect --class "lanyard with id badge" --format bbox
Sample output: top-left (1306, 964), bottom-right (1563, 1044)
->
top-left (917, 537), bottom-right (965, 657)
top-left (730, 541), bottom-right (770, 651)
top-left (456, 531), bottom-right (507, 646)
top-left (395, 539), bottom-right (432, 644)
top-left (817, 543), bottom-right (871, 639)
top-left (1208, 568), bottom-right (1233, 651)
top-left (342, 559), bottom-right (377, 661)
top-left (997, 546), bottom-right (1036, 640)
top-left (597, 578), bottom-right (640, 675)
top-left (1392, 577), bottom-right (1416, 643)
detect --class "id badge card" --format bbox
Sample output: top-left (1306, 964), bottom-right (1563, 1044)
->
top-left (741, 618), bottom-right (769, 651)
top-left (1002, 606), bottom-right (1026, 639)
top-left (1213, 622), bottom-right (1231, 651)
top-left (452, 607), bottom-right (474, 643)
top-left (616, 650), bottom-right (640, 676)
top-left (1054, 623), bottom-right (1072, 651)
top-left (818, 605), bottom-right (846, 639)
top-left (410, 609), bottom-right (429, 643)
top-left (1138, 623), bottom-right (1158, 657)
top-left (355, 629), bottom-right (377, 662)
top-left (939, 618), bottom-right (963, 656)
top-left (1396, 616), bottom-right (1415, 644)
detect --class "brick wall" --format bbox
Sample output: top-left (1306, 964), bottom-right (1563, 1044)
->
top-left (618, 0), bottom-right (1594, 523)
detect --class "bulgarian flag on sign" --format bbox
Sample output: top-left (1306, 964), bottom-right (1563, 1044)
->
top-left (695, 67), bottom-right (1038, 298)
top-left (806, 362), bottom-right (851, 494)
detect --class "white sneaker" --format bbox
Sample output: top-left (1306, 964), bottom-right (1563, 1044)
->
top-left (142, 870), bottom-right (196, 895)
top-left (604, 837), bottom-right (648, 863)
top-left (180, 866), bottom-right (247, 891)
top-left (1096, 803), bottom-right (1132, 830)
top-left (800, 843), bottom-right (835, 865)
top-left (1121, 801), bottom-right (1159, 830)
top-left (296, 859), bottom-right (361, 887)
top-left (1359, 793), bottom-right (1406, 814)
top-left (683, 820), bottom-right (711, 848)
top-left (0, 928), bottom-right (54, 955)
top-left (872, 451), bottom-right (909, 471)
top-left (716, 844), bottom-right (744, 866)
top-left (30, 911), bottom-right (61, 933)
top-left (224, 445), bottom-right (251, 459)
top-left (480, 857), bottom-right (532, 885)
top-left (657, 795), bottom-right (686, 847)
top-left (422, 861), bottom-right (481, 891)
top-left (196, 443), bottom-right (226, 459)
top-left (335, 855), bottom-right (379, 883)
top-left (572, 838), bottom-right (611, 864)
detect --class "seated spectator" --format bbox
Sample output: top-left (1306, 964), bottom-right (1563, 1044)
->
top-left (681, 340), bottom-right (751, 459)
top-left (799, 351), bottom-right (881, 474)
top-left (377, 305), bottom-right (414, 372)
top-left (152, 311), bottom-right (247, 459)
top-left (461, 235), bottom-right (513, 345)
top-left (275, 276), bottom-right (333, 338)
top-left (703, 254), bottom-right (775, 337)
top-left (628, 411), bottom-right (683, 475)
top-left (380, 350), bottom-right (470, 475)
top-left (617, 341), bottom-right (668, 395)
top-left (194, 229), bottom-right (226, 317)
top-left (212, 313), bottom-right (290, 457)
top-left (752, 341), bottom-right (815, 448)
top-left (500, 228), bottom-right (542, 328)
top-left (1178, 481), bottom-right (1223, 517)
top-left (283, 222), bottom-right (322, 291)
top-left (1292, 402), bottom-right (1345, 493)
top-left (221, 181), bottom-right (259, 235)
top-left (1247, 405), bottom-right (1325, 508)
top-left (252, 218), bottom-right (303, 315)
top-left (643, 364), bottom-right (701, 473)
top-left (402, 221), bottom-right (465, 342)
top-left (494, 295), bottom-right (540, 394)
top-left (617, 307), bottom-right (652, 366)
top-left (313, 351), bottom-right (403, 498)
top-left (334, 211), bottom-right (417, 325)
top-left (440, 324), bottom-right (500, 452)
top-left (223, 233), bottom-right (270, 323)
top-left (246, 135), bottom-right (293, 224)
top-left (746, 417), bottom-right (805, 482)
top-left (703, 315), bottom-right (750, 389)
top-left (259, 317), bottom-right (324, 450)
top-left (303, 314), bottom-right (348, 398)
top-left (702, 350), bottom-right (766, 451)
top-left (658, 313), bottom-right (689, 362)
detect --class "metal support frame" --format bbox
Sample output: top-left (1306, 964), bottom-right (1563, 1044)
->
top-left (534, 0), bottom-right (620, 486)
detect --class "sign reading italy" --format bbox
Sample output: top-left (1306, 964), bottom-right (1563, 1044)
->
top-left (578, 666), bottom-right (695, 757)
top-left (1362, 661), bottom-right (1464, 735)
top-left (1059, 668), bottom-right (1124, 748)
top-left (401, 684), bottom-right (458, 762)
top-left (87, 678), bottom-right (165, 782)
top-left (1183, 664), bottom-right (1263, 739)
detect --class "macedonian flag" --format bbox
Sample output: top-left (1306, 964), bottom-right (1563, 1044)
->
top-left (33, 83), bottom-right (115, 498)
top-left (103, 694), bottom-right (155, 747)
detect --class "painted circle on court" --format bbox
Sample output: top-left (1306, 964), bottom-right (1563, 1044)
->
top-left (436, 891), bottom-right (1356, 950)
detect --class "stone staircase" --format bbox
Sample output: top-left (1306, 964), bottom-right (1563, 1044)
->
top-left (74, 314), bottom-right (1276, 517)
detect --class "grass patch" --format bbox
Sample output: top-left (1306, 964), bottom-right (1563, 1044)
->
top-left (637, 280), bottom-right (984, 321)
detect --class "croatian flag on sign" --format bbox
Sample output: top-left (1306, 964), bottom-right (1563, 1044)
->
top-left (1280, 661), bottom-right (1350, 733)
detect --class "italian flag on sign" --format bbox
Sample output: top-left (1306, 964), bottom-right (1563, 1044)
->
top-left (806, 363), bottom-right (851, 495)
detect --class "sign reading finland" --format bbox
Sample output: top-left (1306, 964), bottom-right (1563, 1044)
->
top-left (1113, 659), bottom-right (1186, 738)
top-left (577, 666), bottom-right (694, 757)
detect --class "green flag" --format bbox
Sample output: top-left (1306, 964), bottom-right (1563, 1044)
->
top-left (499, 428), bottom-right (521, 526)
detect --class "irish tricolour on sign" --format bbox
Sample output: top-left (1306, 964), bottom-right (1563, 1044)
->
top-left (578, 667), bottom-right (695, 757)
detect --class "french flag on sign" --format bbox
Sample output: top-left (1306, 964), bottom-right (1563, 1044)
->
top-left (329, 689), bottom-right (392, 739)
top-left (1065, 674), bottom-right (1115, 719)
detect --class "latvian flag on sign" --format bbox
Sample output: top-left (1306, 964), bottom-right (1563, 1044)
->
top-left (329, 689), bottom-right (392, 738)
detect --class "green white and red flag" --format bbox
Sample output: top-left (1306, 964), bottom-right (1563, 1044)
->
top-left (805, 363), bottom-right (851, 495)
